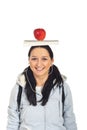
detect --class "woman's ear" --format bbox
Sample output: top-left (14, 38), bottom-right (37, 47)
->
top-left (51, 58), bottom-right (54, 65)
top-left (50, 60), bottom-right (54, 68)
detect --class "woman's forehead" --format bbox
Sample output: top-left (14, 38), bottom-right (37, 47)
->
top-left (30, 47), bottom-right (50, 55)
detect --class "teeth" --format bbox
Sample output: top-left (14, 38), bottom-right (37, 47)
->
top-left (36, 68), bottom-right (43, 71)
top-left (37, 69), bottom-right (43, 71)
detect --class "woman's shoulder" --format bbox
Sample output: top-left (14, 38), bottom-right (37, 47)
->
top-left (9, 73), bottom-right (26, 100)
top-left (63, 80), bottom-right (72, 97)
top-left (60, 74), bottom-right (71, 95)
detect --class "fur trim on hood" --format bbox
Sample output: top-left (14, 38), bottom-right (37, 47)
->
top-left (62, 74), bottom-right (67, 81)
top-left (17, 74), bottom-right (26, 87)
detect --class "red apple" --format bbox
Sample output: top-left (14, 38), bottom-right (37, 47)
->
top-left (34, 28), bottom-right (46, 41)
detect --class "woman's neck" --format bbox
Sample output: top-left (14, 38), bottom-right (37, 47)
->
top-left (34, 75), bottom-right (48, 86)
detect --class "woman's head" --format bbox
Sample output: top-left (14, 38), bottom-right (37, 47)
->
top-left (24, 45), bottom-right (63, 106)
top-left (28, 45), bottom-right (54, 78)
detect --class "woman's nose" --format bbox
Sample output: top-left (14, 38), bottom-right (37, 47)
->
top-left (36, 59), bottom-right (42, 66)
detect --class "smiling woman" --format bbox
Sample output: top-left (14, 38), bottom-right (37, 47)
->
top-left (7, 45), bottom-right (77, 130)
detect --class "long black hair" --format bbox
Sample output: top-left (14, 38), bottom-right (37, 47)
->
top-left (23, 45), bottom-right (64, 106)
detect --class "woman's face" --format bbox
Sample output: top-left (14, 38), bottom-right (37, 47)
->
top-left (29, 47), bottom-right (54, 78)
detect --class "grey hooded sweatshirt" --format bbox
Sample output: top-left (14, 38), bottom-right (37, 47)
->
top-left (7, 74), bottom-right (77, 130)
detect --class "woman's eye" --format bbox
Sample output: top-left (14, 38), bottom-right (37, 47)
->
top-left (31, 58), bottom-right (37, 60)
top-left (42, 58), bottom-right (48, 60)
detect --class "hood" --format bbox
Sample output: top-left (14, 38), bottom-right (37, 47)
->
top-left (62, 74), bottom-right (67, 81)
top-left (16, 74), bottom-right (26, 87)
top-left (16, 73), bottom-right (67, 88)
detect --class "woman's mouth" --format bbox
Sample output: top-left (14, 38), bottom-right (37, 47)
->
top-left (35, 67), bottom-right (44, 72)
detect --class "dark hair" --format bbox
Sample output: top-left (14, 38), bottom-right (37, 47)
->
top-left (23, 45), bottom-right (63, 106)
top-left (28, 45), bottom-right (54, 59)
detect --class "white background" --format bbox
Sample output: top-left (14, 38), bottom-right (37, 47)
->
top-left (0, 0), bottom-right (87, 130)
